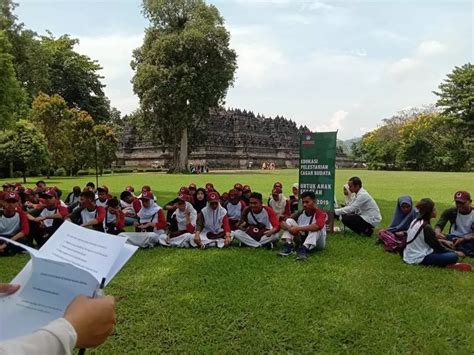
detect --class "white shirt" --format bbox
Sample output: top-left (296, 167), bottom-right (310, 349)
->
top-left (403, 220), bottom-right (432, 264)
top-left (451, 210), bottom-right (474, 237)
top-left (40, 208), bottom-right (58, 228)
top-left (0, 317), bottom-right (76, 355)
top-left (334, 187), bottom-right (382, 227)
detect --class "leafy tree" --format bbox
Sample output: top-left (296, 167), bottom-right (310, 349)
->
top-left (0, 119), bottom-right (49, 182)
top-left (434, 63), bottom-right (474, 132)
top-left (132, 0), bottom-right (237, 172)
top-left (0, 30), bottom-right (25, 127)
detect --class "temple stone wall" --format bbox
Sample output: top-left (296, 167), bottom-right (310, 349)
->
top-left (117, 108), bottom-right (352, 169)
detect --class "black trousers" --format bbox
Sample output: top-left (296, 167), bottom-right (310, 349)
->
top-left (341, 214), bottom-right (374, 236)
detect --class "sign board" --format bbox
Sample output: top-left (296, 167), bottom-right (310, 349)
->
top-left (298, 132), bottom-right (337, 229)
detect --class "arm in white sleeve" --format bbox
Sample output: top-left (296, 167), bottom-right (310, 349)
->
top-left (0, 318), bottom-right (77, 355)
top-left (335, 193), bottom-right (367, 216)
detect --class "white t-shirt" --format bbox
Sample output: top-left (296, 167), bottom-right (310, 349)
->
top-left (403, 220), bottom-right (432, 265)
top-left (451, 210), bottom-right (474, 237)
top-left (40, 208), bottom-right (58, 228)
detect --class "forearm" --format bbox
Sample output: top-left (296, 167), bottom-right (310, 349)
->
top-left (82, 219), bottom-right (99, 227)
top-left (0, 318), bottom-right (77, 355)
top-left (11, 232), bottom-right (25, 241)
top-left (296, 224), bottom-right (321, 233)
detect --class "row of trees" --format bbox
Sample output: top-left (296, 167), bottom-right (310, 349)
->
top-left (353, 64), bottom-right (473, 171)
top-left (0, 0), bottom-right (119, 179)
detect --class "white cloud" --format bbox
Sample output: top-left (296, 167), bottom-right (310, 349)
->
top-left (74, 34), bottom-right (143, 114)
top-left (313, 110), bottom-right (349, 133)
top-left (416, 40), bottom-right (447, 58)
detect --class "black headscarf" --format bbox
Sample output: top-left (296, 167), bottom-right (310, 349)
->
top-left (193, 188), bottom-right (208, 213)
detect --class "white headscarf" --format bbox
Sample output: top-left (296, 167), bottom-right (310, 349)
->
top-left (201, 203), bottom-right (227, 233)
top-left (137, 202), bottom-right (161, 222)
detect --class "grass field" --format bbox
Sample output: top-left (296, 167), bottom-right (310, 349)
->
top-left (1, 169), bottom-right (473, 354)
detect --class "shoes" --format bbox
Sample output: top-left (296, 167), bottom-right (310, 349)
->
top-left (447, 263), bottom-right (472, 272)
top-left (295, 246), bottom-right (308, 261)
top-left (264, 242), bottom-right (274, 250)
top-left (363, 227), bottom-right (374, 237)
top-left (278, 243), bottom-right (293, 256)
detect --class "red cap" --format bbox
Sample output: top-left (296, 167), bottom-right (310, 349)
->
top-left (188, 183), bottom-right (197, 190)
top-left (15, 186), bottom-right (25, 193)
top-left (228, 189), bottom-right (238, 198)
top-left (44, 188), bottom-right (58, 198)
top-left (454, 191), bottom-right (471, 203)
top-left (97, 185), bottom-right (109, 193)
top-left (24, 188), bottom-right (35, 195)
top-left (208, 191), bottom-right (220, 203)
top-left (179, 187), bottom-right (190, 195)
top-left (2, 183), bottom-right (10, 188)
top-left (4, 192), bottom-right (19, 202)
top-left (272, 187), bottom-right (282, 195)
top-left (140, 191), bottom-right (154, 200)
top-left (234, 183), bottom-right (243, 191)
top-left (205, 183), bottom-right (214, 189)
top-left (125, 185), bottom-right (135, 192)
top-left (273, 182), bottom-right (283, 188)
top-left (243, 185), bottom-right (251, 192)
top-left (141, 185), bottom-right (151, 192)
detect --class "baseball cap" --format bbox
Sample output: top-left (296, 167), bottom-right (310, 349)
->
top-left (188, 183), bottom-right (197, 190)
top-left (140, 191), bottom-right (154, 200)
top-left (273, 182), bottom-right (283, 188)
top-left (179, 186), bottom-right (190, 195)
top-left (454, 191), bottom-right (471, 203)
top-left (141, 185), bottom-right (152, 192)
top-left (228, 189), bottom-right (238, 198)
top-left (208, 191), bottom-right (220, 203)
top-left (4, 192), bottom-right (19, 202)
top-left (125, 185), bottom-right (135, 192)
top-left (43, 188), bottom-right (58, 198)
top-left (243, 185), bottom-right (251, 192)
top-left (234, 183), bottom-right (243, 191)
top-left (24, 188), bottom-right (35, 195)
top-left (97, 185), bottom-right (109, 193)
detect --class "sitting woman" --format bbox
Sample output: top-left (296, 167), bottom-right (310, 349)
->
top-left (192, 188), bottom-right (207, 214)
top-left (403, 198), bottom-right (469, 271)
top-left (378, 195), bottom-right (417, 244)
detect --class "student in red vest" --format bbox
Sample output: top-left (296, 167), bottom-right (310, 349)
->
top-left (232, 192), bottom-right (280, 248)
top-left (103, 198), bottom-right (125, 235)
top-left (0, 192), bottom-right (30, 256)
top-left (67, 191), bottom-right (106, 231)
top-left (28, 188), bottom-right (68, 247)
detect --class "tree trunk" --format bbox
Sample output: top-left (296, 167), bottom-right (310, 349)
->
top-left (9, 162), bottom-right (13, 178)
top-left (168, 127), bottom-right (189, 173)
top-left (22, 170), bottom-right (26, 183)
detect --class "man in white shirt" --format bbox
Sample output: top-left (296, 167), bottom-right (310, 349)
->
top-left (334, 177), bottom-right (382, 236)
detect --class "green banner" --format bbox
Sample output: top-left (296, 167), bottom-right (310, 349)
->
top-left (299, 131), bottom-right (337, 211)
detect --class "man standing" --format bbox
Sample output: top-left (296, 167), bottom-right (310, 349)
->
top-left (278, 191), bottom-right (327, 261)
top-left (191, 192), bottom-right (232, 248)
top-left (232, 192), bottom-right (280, 248)
top-left (67, 191), bottom-right (106, 231)
top-left (334, 177), bottom-right (381, 236)
top-left (0, 192), bottom-right (29, 256)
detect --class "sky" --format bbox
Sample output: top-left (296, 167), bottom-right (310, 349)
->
top-left (15, 0), bottom-right (473, 139)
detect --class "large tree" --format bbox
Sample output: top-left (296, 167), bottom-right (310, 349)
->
top-left (132, 0), bottom-right (237, 172)
top-left (0, 30), bottom-right (25, 127)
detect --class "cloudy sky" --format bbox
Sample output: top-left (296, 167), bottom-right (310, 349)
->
top-left (15, 0), bottom-right (472, 139)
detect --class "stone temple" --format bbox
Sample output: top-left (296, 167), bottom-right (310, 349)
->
top-left (116, 108), bottom-right (350, 169)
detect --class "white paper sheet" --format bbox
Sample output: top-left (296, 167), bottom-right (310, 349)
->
top-left (0, 222), bottom-right (137, 341)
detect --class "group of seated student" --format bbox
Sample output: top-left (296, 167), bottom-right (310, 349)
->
top-left (0, 178), bottom-right (471, 269)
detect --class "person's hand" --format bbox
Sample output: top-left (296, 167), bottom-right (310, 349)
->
top-left (224, 234), bottom-right (231, 247)
top-left (133, 221), bottom-right (139, 227)
top-left (0, 283), bottom-right (20, 294)
top-left (0, 243), bottom-right (6, 253)
top-left (455, 251), bottom-right (465, 258)
top-left (263, 229), bottom-right (274, 237)
top-left (288, 226), bottom-right (299, 235)
top-left (439, 239), bottom-right (454, 249)
top-left (64, 295), bottom-right (116, 349)
top-left (394, 231), bottom-right (405, 237)
top-left (453, 238), bottom-right (465, 247)
top-left (435, 231), bottom-right (446, 240)
top-left (194, 233), bottom-right (201, 246)
top-left (34, 217), bottom-right (45, 223)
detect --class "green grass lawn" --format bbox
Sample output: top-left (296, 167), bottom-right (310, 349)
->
top-left (1, 170), bottom-right (473, 354)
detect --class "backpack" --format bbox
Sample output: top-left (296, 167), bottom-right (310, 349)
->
top-left (379, 220), bottom-right (425, 254)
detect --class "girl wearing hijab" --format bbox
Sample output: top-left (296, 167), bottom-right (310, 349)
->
top-left (192, 188), bottom-right (207, 214)
top-left (379, 196), bottom-right (418, 237)
top-left (190, 191), bottom-right (231, 248)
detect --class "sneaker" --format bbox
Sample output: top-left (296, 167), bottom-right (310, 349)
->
top-left (296, 246), bottom-right (308, 261)
top-left (447, 263), bottom-right (472, 272)
top-left (362, 227), bottom-right (374, 237)
top-left (264, 242), bottom-right (274, 250)
top-left (278, 243), bottom-right (293, 256)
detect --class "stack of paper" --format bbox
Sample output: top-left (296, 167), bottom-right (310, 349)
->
top-left (0, 221), bottom-right (138, 341)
